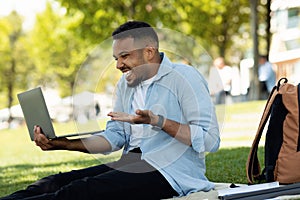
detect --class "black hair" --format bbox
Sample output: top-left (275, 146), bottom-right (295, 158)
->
top-left (112, 21), bottom-right (159, 47)
top-left (259, 54), bottom-right (269, 60)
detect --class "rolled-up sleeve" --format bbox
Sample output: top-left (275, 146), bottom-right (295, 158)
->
top-left (178, 67), bottom-right (220, 153)
top-left (190, 124), bottom-right (205, 153)
top-left (97, 120), bottom-right (126, 152)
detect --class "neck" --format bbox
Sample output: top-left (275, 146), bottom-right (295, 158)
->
top-left (146, 52), bottom-right (162, 79)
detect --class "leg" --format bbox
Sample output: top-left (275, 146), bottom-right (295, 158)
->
top-left (215, 90), bottom-right (226, 104)
top-left (0, 163), bottom-right (113, 200)
top-left (23, 159), bottom-right (178, 200)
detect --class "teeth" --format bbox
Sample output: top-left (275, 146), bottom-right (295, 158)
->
top-left (124, 70), bottom-right (131, 78)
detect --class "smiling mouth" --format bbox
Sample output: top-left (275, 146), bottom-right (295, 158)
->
top-left (124, 70), bottom-right (132, 79)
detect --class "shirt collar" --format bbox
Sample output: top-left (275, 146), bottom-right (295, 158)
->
top-left (155, 52), bottom-right (173, 81)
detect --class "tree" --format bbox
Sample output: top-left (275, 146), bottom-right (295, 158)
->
top-left (0, 0), bottom-right (270, 104)
top-left (25, 3), bottom-right (91, 97)
top-left (54, 0), bottom-right (251, 65)
top-left (40, 0), bottom-right (250, 83)
top-left (249, 0), bottom-right (259, 100)
top-left (0, 11), bottom-right (30, 123)
top-left (248, 0), bottom-right (272, 100)
top-left (172, 0), bottom-right (250, 60)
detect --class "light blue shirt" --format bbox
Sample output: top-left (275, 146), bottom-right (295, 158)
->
top-left (258, 61), bottom-right (276, 93)
top-left (98, 53), bottom-right (220, 196)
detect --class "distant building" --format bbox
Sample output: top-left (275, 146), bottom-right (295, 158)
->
top-left (269, 0), bottom-right (300, 84)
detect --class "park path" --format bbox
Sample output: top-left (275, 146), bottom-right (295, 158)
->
top-left (219, 112), bottom-right (265, 148)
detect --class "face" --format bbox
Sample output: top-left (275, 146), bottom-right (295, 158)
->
top-left (113, 37), bottom-right (148, 87)
top-left (214, 58), bottom-right (224, 69)
top-left (259, 57), bottom-right (265, 65)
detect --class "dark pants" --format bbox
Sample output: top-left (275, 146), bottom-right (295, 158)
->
top-left (215, 90), bottom-right (231, 104)
top-left (259, 81), bottom-right (270, 100)
top-left (0, 149), bottom-right (177, 200)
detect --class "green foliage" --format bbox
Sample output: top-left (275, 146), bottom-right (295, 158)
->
top-left (0, 11), bottom-right (32, 108)
top-left (0, 0), bottom-right (271, 110)
top-left (24, 3), bottom-right (91, 96)
top-left (56, 0), bottom-right (252, 62)
top-left (73, 39), bottom-right (122, 94)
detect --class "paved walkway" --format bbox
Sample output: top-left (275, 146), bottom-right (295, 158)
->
top-left (219, 112), bottom-right (265, 149)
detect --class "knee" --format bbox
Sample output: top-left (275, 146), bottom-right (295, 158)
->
top-left (27, 173), bottom-right (62, 193)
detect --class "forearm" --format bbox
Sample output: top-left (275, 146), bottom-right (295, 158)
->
top-left (80, 135), bottom-right (112, 153)
top-left (108, 110), bottom-right (192, 146)
top-left (50, 135), bottom-right (112, 154)
top-left (153, 116), bottom-right (191, 146)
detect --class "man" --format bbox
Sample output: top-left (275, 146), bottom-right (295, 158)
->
top-left (258, 55), bottom-right (276, 99)
top-left (1, 21), bottom-right (220, 200)
top-left (208, 57), bottom-right (232, 104)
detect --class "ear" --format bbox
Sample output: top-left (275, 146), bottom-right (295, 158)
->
top-left (143, 46), bottom-right (156, 61)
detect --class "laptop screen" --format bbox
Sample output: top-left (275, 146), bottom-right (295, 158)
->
top-left (17, 87), bottom-right (56, 141)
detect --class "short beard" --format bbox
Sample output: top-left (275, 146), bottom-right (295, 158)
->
top-left (126, 77), bottom-right (143, 87)
top-left (126, 64), bottom-right (148, 87)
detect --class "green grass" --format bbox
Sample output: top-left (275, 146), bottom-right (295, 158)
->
top-left (206, 147), bottom-right (264, 184)
top-left (0, 100), bottom-right (267, 197)
top-left (0, 121), bottom-right (121, 197)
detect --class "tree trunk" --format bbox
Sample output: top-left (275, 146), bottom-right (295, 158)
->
top-left (7, 33), bottom-right (17, 127)
top-left (249, 0), bottom-right (260, 100)
top-left (7, 58), bottom-right (16, 126)
top-left (266, 0), bottom-right (272, 53)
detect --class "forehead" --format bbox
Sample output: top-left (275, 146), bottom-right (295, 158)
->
top-left (113, 37), bottom-right (136, 55)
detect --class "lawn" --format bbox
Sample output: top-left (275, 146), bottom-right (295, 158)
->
top-left (0, 100), bottom-right (266, 197)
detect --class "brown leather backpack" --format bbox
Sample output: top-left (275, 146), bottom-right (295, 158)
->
top-left (247, 78), bottom-right (300, 184)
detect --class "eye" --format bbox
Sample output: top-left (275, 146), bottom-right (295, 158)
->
top-left (120, 53), bottom-right (129, 59)
top-left (120, 55), bottom-right (126, 60)
top-left (114, 52), bottom-right (130, 61)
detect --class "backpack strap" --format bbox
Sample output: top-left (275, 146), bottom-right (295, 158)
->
top-left (246, 78), bottom-right (287, 184)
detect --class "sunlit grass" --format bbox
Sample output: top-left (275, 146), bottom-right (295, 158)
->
top-left (0, 120), bottom-right (121, 196)
top-left (206, 147), bottom-right (264, 184)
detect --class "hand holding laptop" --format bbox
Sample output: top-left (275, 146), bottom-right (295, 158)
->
top-left (33, 125), bottom-right (69, 151)
top-left (32, 124), bottom-right (111, 153)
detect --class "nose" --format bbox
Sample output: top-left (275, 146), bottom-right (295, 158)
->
top-left (116, 58), bottom-right (124, 70)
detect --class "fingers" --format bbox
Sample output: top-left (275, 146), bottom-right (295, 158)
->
top-left (35, 139), bottom-right (53, 150)
top-left (33, 125), bottom-right (53, 150)
top-left (136, 110), bottom-right (157, 125)
top-left (108, 110), bottom-right (153, 125)
top-left (108, 112), bottom-right (133, 123)
top-left (107, 112), bottom-right (114, 117)
top-left (108, 111), bottom-right (127, 119)
top-left (33, 125), bottom-right (44, 138)
top-left (135, 109), bottom-right (153, 117)
top-left (135, 109), bottom-right (145, 116)
top-left (108, 111), bottom-right (128, 118)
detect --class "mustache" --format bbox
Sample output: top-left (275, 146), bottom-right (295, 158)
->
top-left (119, 64), bottom-right (149, 73)
top-left (119, 66), bottom-right (131, 73)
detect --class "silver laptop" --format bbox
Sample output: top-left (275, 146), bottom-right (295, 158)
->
top-left (17, 87), bottom-right (103, 141)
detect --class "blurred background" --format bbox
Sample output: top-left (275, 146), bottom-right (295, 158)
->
top-left (0, 0), bottom-right (299, 130)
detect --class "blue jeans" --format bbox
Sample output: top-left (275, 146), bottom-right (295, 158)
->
top-left (0, 149), bottom-right (177, 200)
